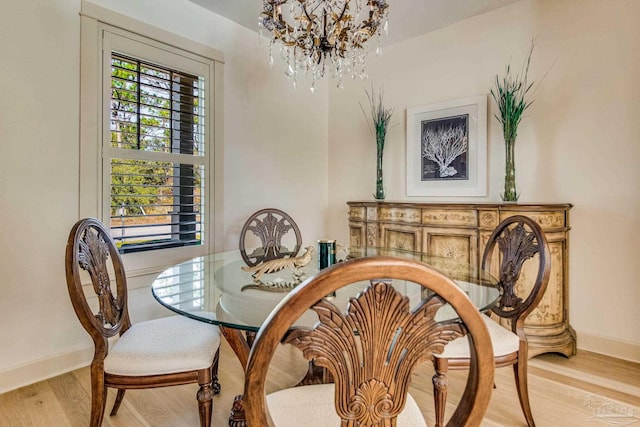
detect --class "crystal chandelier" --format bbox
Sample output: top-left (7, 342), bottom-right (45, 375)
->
top-left (259, 0), bottom-right (390, 91)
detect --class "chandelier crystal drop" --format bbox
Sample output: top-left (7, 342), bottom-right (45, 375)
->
top-left (259, 0), bottom-right (390, 90)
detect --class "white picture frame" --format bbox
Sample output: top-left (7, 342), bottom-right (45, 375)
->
top-left (406, 95), bottom-right (487, 197)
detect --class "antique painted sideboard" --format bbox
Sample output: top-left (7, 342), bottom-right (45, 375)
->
top-left (347, 201), bottom-right (576, 358)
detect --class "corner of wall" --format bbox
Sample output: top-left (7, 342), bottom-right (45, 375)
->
top-left (577, 331), bottom-right (640, 364)
top-left (0, 347), bottom-right (94, 394)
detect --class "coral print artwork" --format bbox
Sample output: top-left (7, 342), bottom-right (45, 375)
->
top-left (420, 114), bottom-right (469, 181)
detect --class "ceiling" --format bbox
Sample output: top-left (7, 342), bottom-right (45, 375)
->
top-left (187, 0), bottom-right (522, 46)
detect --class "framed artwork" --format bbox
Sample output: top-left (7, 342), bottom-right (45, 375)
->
top-left (406, 95), bottom-right (487, 197)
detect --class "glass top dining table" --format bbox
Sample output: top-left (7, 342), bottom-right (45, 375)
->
top-left (151, 246), bottom-right (499, 426)
top-left (152, 246), bottom-right (498, 360)
top-left (151, 246), bottom-right (499, 333)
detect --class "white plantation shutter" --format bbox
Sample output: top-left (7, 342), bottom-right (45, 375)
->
top-left (104, 32), bottom-right (211, 253)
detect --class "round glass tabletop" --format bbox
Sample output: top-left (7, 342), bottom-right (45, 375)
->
top-left (151, 246), bottom-right (499, 332)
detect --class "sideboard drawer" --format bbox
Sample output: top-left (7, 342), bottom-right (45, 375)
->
top-left (500, 210), bottom-right (568, 231)
top-left (348, 206), bottom-right (366, 221)
top-left (421, 209), bottom-right (477, 227)
top-left (379, 207), bottom-right (421, 224)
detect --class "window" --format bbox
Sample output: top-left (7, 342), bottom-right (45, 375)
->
top-left (79, 3), bottom-right (224, 264)
top-left (108, 53), bottom-right (205, 252)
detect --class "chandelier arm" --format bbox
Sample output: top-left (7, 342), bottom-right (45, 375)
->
top-left (305, 1), bottom-right (323, 19)
top-left (323, 7), bottom-right (327, 40)
top-left (337, 2), bottom-right (348, 21)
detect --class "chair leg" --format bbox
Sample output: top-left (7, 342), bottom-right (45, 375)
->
top-left (197, 370), bottom-right (214, 427)
top-left (90, 370), bottom-right (107, 427)
top-left (513, 359), bottom-right (535, 427)
top-left (212, 348), bottom-right (221, 395)
top-left (110, 389), bottom-right (126, 416)
top-left (432, 358), bottom-right (449, 427)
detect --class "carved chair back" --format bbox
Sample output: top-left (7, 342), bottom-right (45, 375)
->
top-left (65, 218), bottom-right (131, 361)
top-left (239, 208), bottom-right (302, 267)
top-left (244, 256), bottom-right (495, 427)
top-left (483, 215), bottom-right (551, 336)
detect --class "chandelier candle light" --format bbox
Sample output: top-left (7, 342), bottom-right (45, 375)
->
top-left (259, 0), bottom-right (390, 91)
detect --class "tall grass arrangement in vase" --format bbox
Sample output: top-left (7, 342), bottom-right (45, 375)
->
top-left (361, 85), bottom-right (394, 200)
top-left (491, 40), bottom-right (536, 202)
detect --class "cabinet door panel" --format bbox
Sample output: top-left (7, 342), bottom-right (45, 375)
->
top-left (380, 224), bottom-right (421, 251)
top-left (525, 241), bottom-right (565, 327)
top-left (348, 222), bottom-right (366, 247)
top-left (423, 227), bottom-right (477, 265)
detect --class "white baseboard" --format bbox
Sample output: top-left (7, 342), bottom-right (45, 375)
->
top-left (576, 330), bottom-right (640, 363)
top-left (0, 282), bottom-right (174, 395)
top-left (1, 331), bottom-right (637, 395)
top-left (0, 346), bottom-right (94, 394)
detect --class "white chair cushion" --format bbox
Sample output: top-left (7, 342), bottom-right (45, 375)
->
top-left (434, 315), bottom-right (520, 359)
top-left (104, 316), bottom-right (220, 376)
top-left (266, 383), bottom-right (427, 427)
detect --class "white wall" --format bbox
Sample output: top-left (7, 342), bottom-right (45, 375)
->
top-left (0, 0), bottom-right (84, 390)
top-left (327, 0), bottom-right (640, 360)
top-left (0, 0), bottom-right (329, 392)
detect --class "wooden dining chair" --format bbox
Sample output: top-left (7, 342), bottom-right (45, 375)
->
top-left (243, 256), bottom-right (495, 427)
top-left (239, 208), bottom-right (302, 267)
top-left (65, 218), bottom-right (221, 427)
top-left (432, 215), bottom-right (551, 427)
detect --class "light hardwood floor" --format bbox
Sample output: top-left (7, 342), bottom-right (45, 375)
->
top-left (1, 339), bottom-right (638, 426)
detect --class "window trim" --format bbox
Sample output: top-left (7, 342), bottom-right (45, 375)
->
top-left (80, 1), bottom-right (224, 273)
top-left (105, 42), bottom-right (207, 253)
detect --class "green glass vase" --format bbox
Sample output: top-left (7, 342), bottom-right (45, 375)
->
top-left (502, 137), bottom-right (518, 202)
top-left (374, 134), bottom-right (385, 200)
